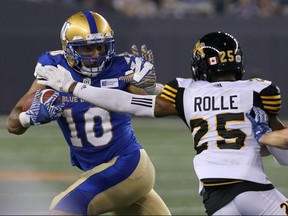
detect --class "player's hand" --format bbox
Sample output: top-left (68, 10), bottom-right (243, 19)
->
top-left (36, 65), bottom-right (75, 93)
top-left (19, 89), bottom-right (64, 127)
top-left (120, 44), bottom-right (156, 94)
top-left (246, 106), bottom-right (272, 143)
top-left (131, 44), bottom-right (154, 64)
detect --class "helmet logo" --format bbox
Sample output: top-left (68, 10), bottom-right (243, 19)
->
top-left (235, 55), bottom-right (242, 63)
top-left (193, 41), bottom-right (205, 59)
top-left (208, 56), bottom-right (219, 65)
top-left (60, 21), bottom-right (71, 42)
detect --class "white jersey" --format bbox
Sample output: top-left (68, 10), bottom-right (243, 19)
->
top-left (160, 78), bottom-right (281, 193)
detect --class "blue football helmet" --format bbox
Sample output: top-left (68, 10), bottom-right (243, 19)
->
top-left (60, 11), bottom-right (115, 77)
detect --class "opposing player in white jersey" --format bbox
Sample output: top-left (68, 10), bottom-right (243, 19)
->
top-left (6, 11), bottom-right (170, 215)
top-left (36, 31), bottom-right (288, 215)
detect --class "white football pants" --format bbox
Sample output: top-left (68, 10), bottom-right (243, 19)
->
top-left (213, 188), bottom-right (288, 215)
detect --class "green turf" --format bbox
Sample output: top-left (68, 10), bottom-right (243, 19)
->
top-left (0, 116), bottom-right (287, 215)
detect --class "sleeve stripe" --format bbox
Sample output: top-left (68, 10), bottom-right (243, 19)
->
top-left (160, 84), bottom-right (178, 106)
top-left (131, 97), bottom-right (153, 107)
top-left (164, 85), bottom-right (178, 93)
top-left (132, 97), bottom-right (153, 102)
top-left (261, 95), bottom-right (281, 99)
top-left (263, 105), bottom-right (281, 111)
top-left (162, 89), bottom-right (176, 97)
top-left (262, 100), bottom-right (281, 105)
top-left (131, 102), bottom-right (153, 107)
top-left (161, 95), bottom-right (176, 103)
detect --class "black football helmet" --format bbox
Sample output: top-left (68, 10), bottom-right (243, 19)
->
top-left (191, 31), bottom-right (244, 81)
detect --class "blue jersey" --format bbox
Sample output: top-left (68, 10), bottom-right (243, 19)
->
top-left (37, 50), bottom-right (143, 171)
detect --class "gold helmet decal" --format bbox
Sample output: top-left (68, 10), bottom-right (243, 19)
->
top-left (193, 41), bottom-right (205, 60)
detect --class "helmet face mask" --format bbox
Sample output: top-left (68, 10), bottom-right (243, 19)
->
top-left (75, 45), bottom-right (103, 67)
top-left (191, 32), bottom-right (244, 82)
top-left (60, 11), bottom-right (115, 77)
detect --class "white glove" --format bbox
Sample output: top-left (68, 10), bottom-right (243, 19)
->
top-left (36, 65), bottom-right (75, 93)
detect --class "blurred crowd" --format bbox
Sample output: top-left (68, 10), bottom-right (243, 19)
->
top-left (25, 0), bottom-right (288, 19)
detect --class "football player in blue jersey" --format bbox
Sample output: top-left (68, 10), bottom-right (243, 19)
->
top-left (6, 11), bottom-right (170, 215)
top-left (37, 31), bottom-right (288, 215)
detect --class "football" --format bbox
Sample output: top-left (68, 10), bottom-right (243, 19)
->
top-left (22, 89), bottom-right (62, 111)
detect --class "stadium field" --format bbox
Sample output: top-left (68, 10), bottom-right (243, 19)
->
top-left (0, 116), bottom-right (287, 215)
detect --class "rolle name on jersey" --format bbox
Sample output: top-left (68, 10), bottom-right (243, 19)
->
top-left (194, 94), bottom-right (239, 112)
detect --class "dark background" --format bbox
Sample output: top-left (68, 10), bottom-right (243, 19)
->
top-left (1, 0), bottom-right (288, 117)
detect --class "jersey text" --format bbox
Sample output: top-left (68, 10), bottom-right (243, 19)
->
top-left (194, 95), bottom-right (238, 111)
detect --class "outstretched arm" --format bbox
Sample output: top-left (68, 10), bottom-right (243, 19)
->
top-left (259, 129), bottom-right (288, 149)
top-left (36, 65), bottom-right (178, 118)
top-left (72, 82), bottom-right (157, 117)
top-left (249, 107), bottom-right (288, 164)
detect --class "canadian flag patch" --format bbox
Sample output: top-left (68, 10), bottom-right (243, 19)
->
top-left (208, 56), bottom-right (219, 65)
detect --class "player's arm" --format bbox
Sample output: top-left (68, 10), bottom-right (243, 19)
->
top-left (126, 85), bottom-right (148, 95)
top-left (264, 115), bottom-right (288, 164)
top-left (257, 82), bottom-right (287, 159)
top-left (70, 82), bottom-right (177, 117)
top-left (259, 128), bottom-right (288, 149)
top-left (154, 95), bottom-right (178, 117)
top-left (6, 79), bottom-right (44, 134)
top-left (36, 65), bottom-right (178, 117)
top-left (264, 87), bottom-right (288, 164)
top-left (7, 62), bottom-right (65, 134)
top-left (247, 107), bottom-right (288, 149)
top-left (260, 115), bottom-right (286, 156)
top-left (269, 115), bottom-right (285, 130)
